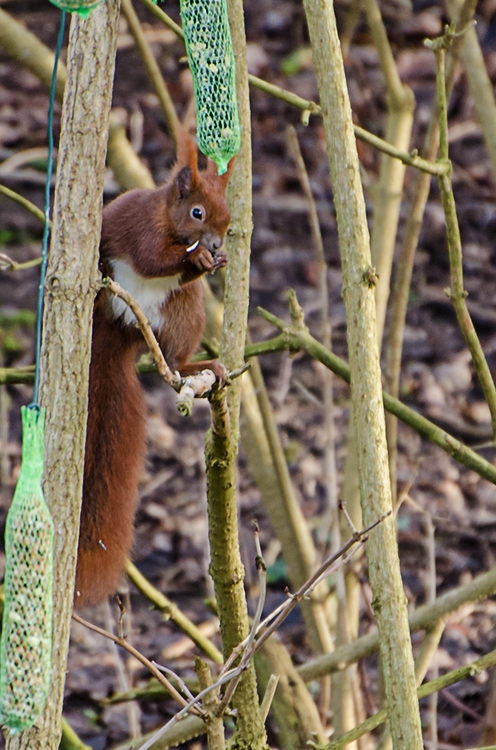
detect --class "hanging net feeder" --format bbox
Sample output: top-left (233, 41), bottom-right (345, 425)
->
top-left (179, 0), bottom-right (241, 174)
top-left (0, 407), bottom-right (54, 735)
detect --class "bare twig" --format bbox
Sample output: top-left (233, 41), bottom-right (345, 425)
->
top-left (120, 0), bottom-right (181, 142)
top-left (104, 277), bottom-right (230, 415)
top-left (322, 647), bottom-right (496, 750)
top-left (103, 277), bottom-right (180, 388)
top-left (260, 674), bottom-right (280, 723)
top-left (0, 252), bottom-right (42, 272)
top-left (72, 613), bottom-right (203, 715)
top-left (426, 33), bottom-right (496, 439)
top-left (152, 663), bottom-right (197, 704)
top-left (256, 308), bottom-right (496, 484)
top-left (248, 514), bottom-right (387, 657)
top-left (135, 515), bottom-right (382, 750)
top-left (0, 183), bottom-right (46, 226)
top-left (103, 601), bottom-right (141, 740)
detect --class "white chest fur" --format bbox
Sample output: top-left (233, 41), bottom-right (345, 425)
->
top-left (109, 259), bottom-right (181, 329)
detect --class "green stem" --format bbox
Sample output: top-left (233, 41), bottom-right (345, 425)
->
top-left (298, 565), bottom-right (496, 682)
top-left (60, 719), bottom-right (91, 750)
top-left (205, 390), bottom-right (266, 749)
top-left (324, 647), bottom-right (496, 749)
top-left (125, 560), bottom-right (223, 664)
top-left (0, 184), bottom-right (46, 225)
top-left (120, 0), bottom-right (181, 142)
top-left (256, 308), bottom-right (496, 485)
top-left (431, 41), bottom-right (496, 439)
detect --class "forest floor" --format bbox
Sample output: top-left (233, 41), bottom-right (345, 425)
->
top-left (1, 0), bottom-right (496, 747)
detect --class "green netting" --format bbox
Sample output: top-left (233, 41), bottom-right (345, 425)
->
top-left (0, 406), bottom-right (54, 736)
top-left (180, 0), bottom-right (241, 174)
top-left (48, 0), bottom-right (102, 18)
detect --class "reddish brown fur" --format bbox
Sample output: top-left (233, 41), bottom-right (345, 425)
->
top-left (75, 309), bottom-right (146, 605)
top-left (75, 136), bottom-right (233, 606)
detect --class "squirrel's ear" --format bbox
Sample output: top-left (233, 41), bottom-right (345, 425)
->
top-left (206, 158), bottom-right (218, 177)
top-left (176, 166), bottom-right (193, 198)
top-left (176, 133), bottom-right (199, 181)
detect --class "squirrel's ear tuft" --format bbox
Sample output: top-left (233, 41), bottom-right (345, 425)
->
top-left (206, 159), bottom-right (218, 176)
top-left (176, 166), bottom-right (193, 198)
top-left (176, 132), bottom-right (199, 181)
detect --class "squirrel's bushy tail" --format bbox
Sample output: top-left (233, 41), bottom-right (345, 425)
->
top-left (75, 312), bottom-right (146, 607)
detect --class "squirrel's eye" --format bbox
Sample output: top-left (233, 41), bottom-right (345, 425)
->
top-left (191, 205), bottom-right (206, 221)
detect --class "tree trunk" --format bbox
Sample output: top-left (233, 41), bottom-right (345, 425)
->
top-left (4, 4), bottom-right (120, 747)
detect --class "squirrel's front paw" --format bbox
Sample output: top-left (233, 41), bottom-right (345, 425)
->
top-left (212, 251), bottom-right (228, 271)
top-left (189, 246), bottom-right (215, 273)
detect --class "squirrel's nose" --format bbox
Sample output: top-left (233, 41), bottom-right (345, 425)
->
top-left (203, 234), bottom-right (223, 252)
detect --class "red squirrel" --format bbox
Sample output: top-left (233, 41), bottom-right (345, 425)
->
top-left (75, 136), bottom-right (233, 606)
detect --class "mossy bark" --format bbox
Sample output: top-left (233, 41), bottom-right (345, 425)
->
top-left (203, 1), bottom-right (267, 746)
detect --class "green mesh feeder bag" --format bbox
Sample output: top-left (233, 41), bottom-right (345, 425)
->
top-left (180, 0), bottom-right (241, 174)
top-left (0, 406), bottom-right (54, 735)
top-left (48, 0), bottom-right (102, 18)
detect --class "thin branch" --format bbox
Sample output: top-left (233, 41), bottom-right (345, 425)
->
top-left (426, 36), bottom-right (496, 438)
top-left (135, 0), bottom-right (183, 36)
top-left (322, 647), bottom-right (496, 750)
top-left (260, 674), bottom-right (280, 723)
top-left (0, 253), bottom-right (42, 272)
top-left (152, 663), bottom-right (196, 703)
top-left (134, 515), bottom-right (381, 750)
top-left (60, 718), bottom-right (92, 750)
top-left (383, 0), bottom-right (478, 499)
top-left (0, 183), bottom-right (46, 226)
top-left (120, 0), bottom-right (181, 142)
top-left (298, 563), bottom-right (496, 682)
top-left (72, 613), bottom-right (203, 715)
top-left (125, 559), bottom-right (223, 664)
top-left (256, 307), bottom-right (496, 485)
top-left (87, 548), bottom-right (496, 721)
top-left (0, 366), bottom-right (36, 385)
top-left (103, 600), bottom-right (141, 741)
top-left (252, 515), bottom-right (386, 656)
top-left (103, 277), bottom-right (180, 388)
